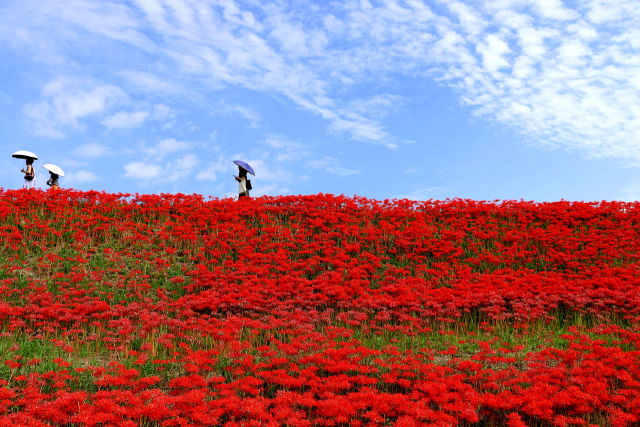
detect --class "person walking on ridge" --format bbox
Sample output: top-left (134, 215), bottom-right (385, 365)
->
top-left (232, 160), bottom-right (255, 199)
top-left (12, 150), bottom-right (39, 189)
top-left (235, 166), bottom-right (250, 198)
top-left (46, 172), bottom-right (60, 189)
top-left (43, 164), bottom-right (64, 189)
top-left (21, 158), bottom-right (36, 189)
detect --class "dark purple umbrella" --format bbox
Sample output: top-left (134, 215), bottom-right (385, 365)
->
top-left (233, 160), bottom-right (255, 176)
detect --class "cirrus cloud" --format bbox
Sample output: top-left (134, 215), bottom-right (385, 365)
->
top-left (24, 77), bottom-right (126, 137)
top-left (6, 0), bottom-right (640, 161)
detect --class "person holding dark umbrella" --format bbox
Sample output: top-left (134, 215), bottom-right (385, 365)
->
top-left (233, 160), bottom-right (255, 198)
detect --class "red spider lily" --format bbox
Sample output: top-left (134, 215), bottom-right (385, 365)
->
top-left (2, 189), bottom-right (640, 425)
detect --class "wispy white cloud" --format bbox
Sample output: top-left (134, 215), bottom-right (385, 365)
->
top-left (263, 136), bottom-right (357, 176)
top-left (533, 0), bottom-right (578, 21)
top-left (124, 161), bottom-right (161, 180)
top-left (8, 0), bottom-right (399, 144)
top-left (306, 159), bottom-right (358, 177)
top-left (329, 117), bottom-right (394, 146)
top-left (143, 138), bottom-right (192, 158)
top-left (420, 0), bottom-right (640, 160)
top-left (152, 104), bottom-right (173, 121)
top-left (211, 102), bottom-right (262, 128)
top-left (66, 169), bottom-right (98, 184)
top-left (7, 0), bottom-right (640, 161)
top-left (118, 70), bottom-right (183, 96)
top-left (165, 153), bottom-right (199, 182)
top-left (124, 138), bottom-right (204, 183)
top-left (196, 158), bottom-right (228, 183)
top-left (347, 94), bottom-right (403, 119)
top-left (476, 33), bottom-right (511, 73)
top-left (101, 103), bottom-right (173, 129)
top-left (45, 0), bottom-right (152, 49)
top-left (24, 77), bottom-right (126, 137)
top-left (101, 110), bottom-right (149, 129)
top-left (75, 143), bottom-right (111, 159)
top-left (585, 0), bottom-right (637, 24)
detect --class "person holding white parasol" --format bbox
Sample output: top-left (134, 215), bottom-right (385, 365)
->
top-left (43, 164), bottom-right (64, 189)
top-left (12, 151), bottom-right (38, 189)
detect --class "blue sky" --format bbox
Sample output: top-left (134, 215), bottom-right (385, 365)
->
top-left (1, 0), bottom-right (639, 201)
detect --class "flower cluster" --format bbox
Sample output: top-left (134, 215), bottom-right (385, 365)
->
top-left (1, 189), bottom-right (640, 425)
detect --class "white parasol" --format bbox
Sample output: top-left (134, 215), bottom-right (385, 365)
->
top-left (12, 150), bottom-right (39, 160)
top-left (43, 164), bottom-right (65, 177)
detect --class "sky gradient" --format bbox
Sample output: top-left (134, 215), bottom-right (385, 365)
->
top-left (1, 0), bottom-right (639, 201)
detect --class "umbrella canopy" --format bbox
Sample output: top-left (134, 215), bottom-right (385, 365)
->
top-left (12, 150), bottom-right (38, 160)
top-left (43, 164), bottom-right (65, 177)
top-left (233, 160), bottom-right (255, 176)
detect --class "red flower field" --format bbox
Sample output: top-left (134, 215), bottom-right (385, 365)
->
top-left (1, 188), bottom-right (640, 426)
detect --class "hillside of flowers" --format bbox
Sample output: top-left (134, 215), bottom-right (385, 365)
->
top-left (1, 189), bottom-right (640, 426)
